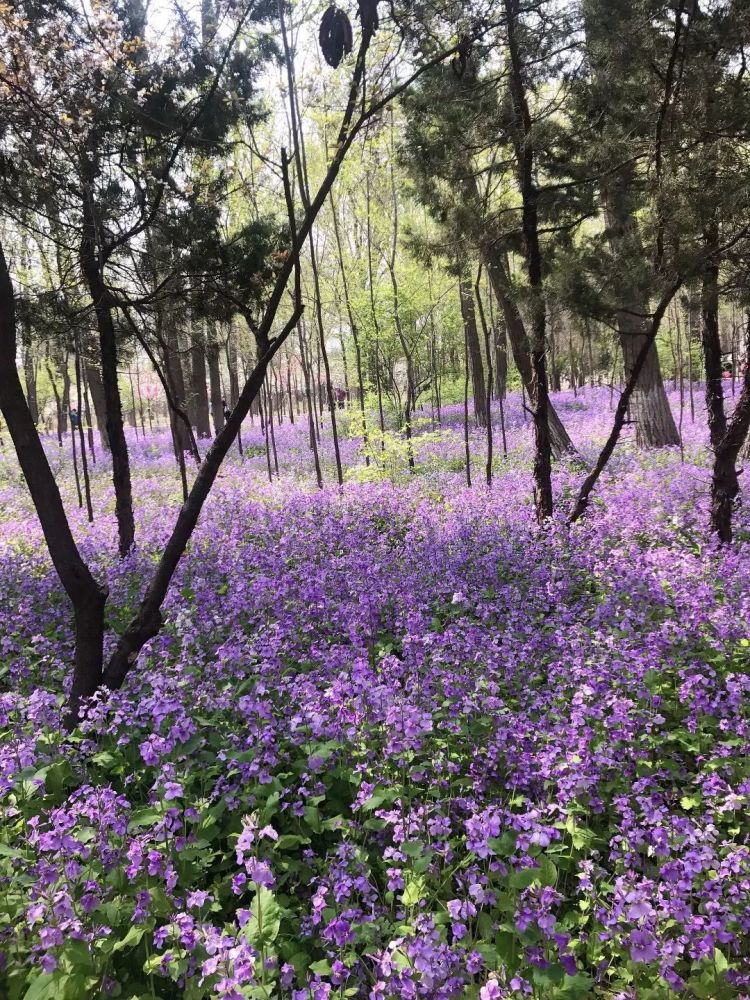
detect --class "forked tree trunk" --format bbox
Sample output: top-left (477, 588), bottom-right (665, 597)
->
top-left (5, 6), bottom-right (388, 718)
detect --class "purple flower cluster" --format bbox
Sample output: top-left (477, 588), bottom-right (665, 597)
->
top-left (1, 388), bottom-right (749, 997)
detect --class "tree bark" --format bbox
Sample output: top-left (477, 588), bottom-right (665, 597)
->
top-left (191, 316), bottom-right (212, 438)
top-left (206, 333), bottom-right (224, 435)
top-left (494, 319), bottom-right (508, 400)
top-left (582, 0), bottom-right (681, 449)
top-left (0, 242), bottom-right (107, 726)
top-left (503, 0), bottom-right (553, 520)
top-left (570, 284), bottom-right (679, 522)
top-left (227, 324), bottom-right (241, 407)
top-left (602, 178), bottom-right (681, 449)
top-left (701, 221), bottom-right (726, 450)
top-left (459, 272), bottom-right (487, 427)
top-left (80, 190), bottom-right (135, 556)
top-left (711, 344), bottom-right (750, 543)
top-left (86, 357), bottom-right (110, 451)
top-left (22, 329), bottom-right (39, 425)
top-left (162, 308), bottom-right (192, 457)
top-left (486, 256), bottom-right (575, 462)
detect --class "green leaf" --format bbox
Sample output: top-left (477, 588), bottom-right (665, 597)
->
top-left (509, 866), bottom-right (539, 890)
top-left (23, 974), bottom-right (65, 1000)
top-left (111, 925), bottom-right (147, 953)
top-left (0, 842), bottom-right (25, 859)
top-left (275, 834), bottom-right (310, 851)
top-left (538, 855), bottom-right (558, 888)
top-left (244, 886), bottom-right (282, 948)
top-left (714, 947), bottom-right (729, 974)
top-left (309, 960), bottom-right (331, 976)
top-left (128, 809), bottom-right (161, 830)
top-left (401, 875), bottom-right (426, 907)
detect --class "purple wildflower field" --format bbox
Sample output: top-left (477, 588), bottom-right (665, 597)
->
top-left (2, 389), bottom-right (750, 1000)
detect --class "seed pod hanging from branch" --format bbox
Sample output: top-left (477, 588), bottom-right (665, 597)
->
top-left (319, 5), bottom-right (353, 68)
top-left (357, 0), bottom-right (379, 34)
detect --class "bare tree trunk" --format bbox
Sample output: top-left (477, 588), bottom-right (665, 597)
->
top-left (22, 330), bottom-right (39, 425)
top-left (687, 289), bottom-right (698, 422)
top-left (287, 361), bottom-right (295, 425)
top-left (47, 361), bottom-right (64, 448)
top-left (75, 337), bottom-right (94, 523)
top-left (206, 332), bottom-right (224, 435)
top-left (162, 309), bottom-right (192, 458)
top-left (227, 325), bottom-right (240, 407)
top-left (494, 320), bottom-right (507, 400)
top-left (701, 222), bottom-right (726, 451)
top-left (504, 0), bottom-right (553, 520)
top-left (81, 356), bottom-right (97, 462)
top-left (0, 242), bottom-right (107, 726)
top-left (299, 322), bottom-right (323, 488)
top-left (86, 360), bottom-right (110, 451)
top-left (570, 284), bottom-right (679, 522)
top-left (61, 354), bottom-right (71, 434)
top-left (549, 304), bottom-right (561, 392)
top-left (711, 333), bottom-right (750, 543)
top-left (71, 404), bottom-right (83, 508)
top-left (80, 193), bottom-right (135, 556)
top-left (191, 315), bottom-right (212, 438)
top-left (330, 188), bottom-right (369, 463)
top-left (475, 267), bottom-right (494, 484)
top-left (463, 325), bottom-right (472, 487)
top-left (459, 271), bottom-right (487, 427)
top-left (602, 176), bottom-right (680, 448)
top-left (486, 257), bottom-right (575, 460)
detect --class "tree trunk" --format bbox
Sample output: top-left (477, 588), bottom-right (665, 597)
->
top-left (486, 257), bottom-right (575, 460)
top-left (711, 350), bottom-right (750, 543)
top-left (86, 357), bottom-right (110, 451)
top-left (0, 242), bottom-right (107, 727)
top-left (700, 222), bottom-right (726, 450)
top-left (22, 333), bottom-right (39, 425)
top-left (47, 362), bottom-right (64, 448)
top-left (227, 326), bottom-right (241, 407)
top-left (206, 334), bottom-right (224, 435)
top-left (494, 319), bottom-right (508, 400)
top-left (80, 193), bottom-right (135, 556)
top-left (61, 355), bottom-right (71, 435)
top-left (459, 272), bottom-right (487, 427)
top-left (602, 174), bottom-right (680, 448)
top-left (191, 317), bottom-right (212, 438)
top-left (570, 285), bottom-right (679, 522)
top-left (162, 310), bottom-right (191, 456)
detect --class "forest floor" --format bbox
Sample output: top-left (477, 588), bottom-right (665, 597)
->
top-left (1, 387), bottom-right (750, 1000)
